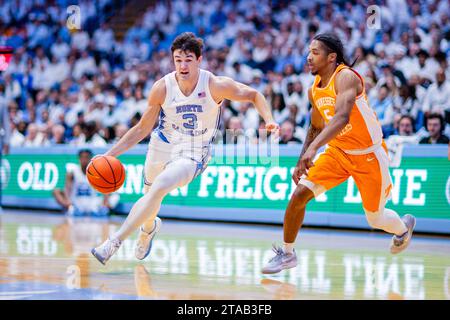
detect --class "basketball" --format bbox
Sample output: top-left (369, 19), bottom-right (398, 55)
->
top-left (86, 156), bottom-right (126, 194)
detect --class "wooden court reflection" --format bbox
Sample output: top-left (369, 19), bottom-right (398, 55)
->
top-left (0, 210), bottom-right (449, 300)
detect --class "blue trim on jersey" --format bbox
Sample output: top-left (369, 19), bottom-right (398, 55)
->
top-left (157, 130), bottom-right (170, 143)
top-left (158, 110), bottom-right (166, 130)
top-left (192, 160), bottom-right (204, 181)
top-left (153, 109), bottom-right (170, 143)
top-left (209, 105), bottom-right (222, 144)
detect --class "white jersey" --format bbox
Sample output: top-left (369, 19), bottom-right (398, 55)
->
top-left (151, 69), bottom-right (221, 154)
top-left (69, 165), bottom-right (102, 213)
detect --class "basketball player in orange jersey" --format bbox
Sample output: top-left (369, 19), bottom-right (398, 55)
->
top-left (262, 33), bottom-right (416, 274)
top-left (91, 32), bottom-right (279, 265)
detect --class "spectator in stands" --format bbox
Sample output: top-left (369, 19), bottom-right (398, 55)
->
top-left (50, 36), bottom-right (70, 61)
top-left (71, 121), bottom-right (106, 147)
top-left (413, 49), bottom-right (440, 84)
top-left (73, 51), bottom-right (97, 80)
top-left (239, 101), bottom-right (259, 133)
top-left (134, 85), bottom-right (148, 115)
top-left (385, 115), bottom-right (421, 166)
top-left (71, 29), bottom-right (90, 52)
top-left (125, 18), bottom-right (148, 43)
top-left (50, 124), bottom-right (66, 144)
top-left (36, 108), bottom-right (51, 130)
top-left (279, 120), bottom-right (302, 144)
top-left (113, 123), bottom-right (128, 143)
top-left (224, 116), bottom-right (246, 144)
top-left (224, 61), bottom-right (253, 84)
top-left (271, 92), bottom-right (289, 124)
top-left (23, 122), bottom-right (48, 147)
top-left (7, 100), bottom-right (22, 124)
top-left (93, 22), bottom-right (115, 56)
top-left (9, 121), bottom-right (24, 147)
top-left (392, 84), bottom-right (421, 120)
top-left (419, 113), bottom-right (450, 145)
top-left (370, 85), bottom-right (395, 135)
top-left (397, 115), bottom-right (417, 137)
top-left (3, 73), bottom-right (21, 103)
top-left (423, 68), bottom-right (450, 116)
top-left (69, 123), bottom-right (83, 144)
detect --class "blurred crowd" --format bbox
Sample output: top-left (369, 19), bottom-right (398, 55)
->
top-left (0, 0), bottom-right (449, 149)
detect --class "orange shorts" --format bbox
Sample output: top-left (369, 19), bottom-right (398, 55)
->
top-left (299, 143), bottom-right (392, 212)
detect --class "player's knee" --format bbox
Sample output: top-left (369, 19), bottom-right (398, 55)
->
top-left (149, 180), bottom-right (172, 198)
top-left (150, 175), bottom-right (184, 198)
top-left (365, 209), bottom-right (384, 229)
top-left (291, 186), bottom-right (314, 208)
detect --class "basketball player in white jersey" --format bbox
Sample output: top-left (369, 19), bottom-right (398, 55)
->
top-left (53, 149), bottom-right (114, 216)
top-left (91, 33), bottom-right (279, 265)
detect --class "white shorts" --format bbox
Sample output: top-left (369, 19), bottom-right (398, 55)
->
top-left (142, 135), bottom-right (212, 186)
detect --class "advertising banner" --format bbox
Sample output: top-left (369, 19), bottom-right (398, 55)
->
top-left (2, 145), bottom-right (449, 233)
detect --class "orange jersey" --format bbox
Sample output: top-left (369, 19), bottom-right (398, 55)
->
top-left (311, 64), bottom-right (383, 152)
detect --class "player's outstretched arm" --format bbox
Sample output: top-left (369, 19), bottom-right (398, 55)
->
top-left (292, 88), bottom-right (324, 184)
top-left (104, 79), bottom-right (165, 157)
top-left (210, 76), bottom-right (279, 132)
top-left (297, 69), bottom-right (358, 174)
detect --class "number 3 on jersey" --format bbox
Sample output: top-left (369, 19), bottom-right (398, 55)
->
top-left (182, 113), bottom-right (198, 129)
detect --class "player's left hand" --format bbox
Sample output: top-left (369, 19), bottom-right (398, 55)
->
top-left (298, 147), bottom-right (317, 175)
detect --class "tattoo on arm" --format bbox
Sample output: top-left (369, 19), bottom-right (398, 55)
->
top-left (298, 125), bottom-right (322, 161)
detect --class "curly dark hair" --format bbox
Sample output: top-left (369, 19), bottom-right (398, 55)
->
top-left (171, 32), bottom-right (204, 58)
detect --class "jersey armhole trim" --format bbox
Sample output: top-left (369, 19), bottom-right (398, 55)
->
top-left (205, 71), bottom-right (220, 107)
top-left (161, 73), bottom-right (173, 107)
top-left (336, 67), bottom-right (366, 99)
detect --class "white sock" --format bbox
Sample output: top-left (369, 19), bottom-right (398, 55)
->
top-left (283, 242), bottom-right (295, 254)
top-left (112, 159), bottom-right (196, 241)
top-left (365, 208), bottom-right (408, 236)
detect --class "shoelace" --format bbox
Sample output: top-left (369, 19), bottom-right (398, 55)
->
top-left (269, 244), bottom-right (284, 262)
top-left (104, 239), bottom-right (121, 256)
top-left (393, 230), bottom-right (408, 245)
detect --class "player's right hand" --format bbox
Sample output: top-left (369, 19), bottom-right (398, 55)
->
top-left (298, 147), bottom-right (316, 175)
top-left (292, 166), bottom-right (302, 185)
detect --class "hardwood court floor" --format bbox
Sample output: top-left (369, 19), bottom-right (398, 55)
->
top-left (0, 209), bottom-right (449, 300)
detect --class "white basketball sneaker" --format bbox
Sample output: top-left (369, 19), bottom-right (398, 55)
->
top-left (91, 237), bottom-right (122, 265)
top-left (261, 244), bottom-right (298, 274)
top-left (135, 217), bottom-right (162, 260)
